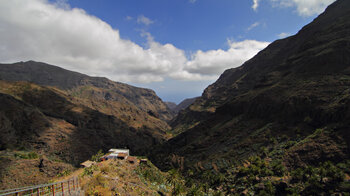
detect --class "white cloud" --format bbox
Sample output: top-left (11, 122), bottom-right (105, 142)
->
top-left (183, 40), bottom-right (270, 78)
top-left (189, 0), bottom-right (197, 3)
top-left (0, 0), bottom-right (270, 83)
top-left (277, 32), bottom-right (291, 38)
top-left (270, 0), bottom-right (336, 16)
top-left (252, 0), bottom-right (260, 11)
top-left (137, 15), bottom-right (154, 26)
top-left (247, 22), bottom-right (260, 31)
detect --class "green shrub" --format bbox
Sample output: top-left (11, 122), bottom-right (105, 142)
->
top-left (57, 169), bottom-right (72, 177)
top-left (27, 152), bottom-right (39, 159)
top-left (291, 168), bottom-right (304, 182)
top-left (82, 165), bottom-right (98, 177)
top-left (136, 162), bottom-right (167, 186)
top-left (264, 181), bottom-right (275, 195)
top-left (186, 185), bottom-right (204, 196)
top-left (166, 169), bottom-right (185, 195)
top-left (91, 149), bottom-right (104, 162)
top-left (14, 151), bottom-right (39, 159)
top-left (271, 160), bottom-right (286, 177)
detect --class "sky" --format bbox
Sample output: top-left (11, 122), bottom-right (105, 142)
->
top-left (0, 0), bottom-right (336, 103)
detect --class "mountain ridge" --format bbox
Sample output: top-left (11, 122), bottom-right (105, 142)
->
top-left (150, 0), bottom-right (350, 178)
top-left (0, 61), bottom-right (174, 123)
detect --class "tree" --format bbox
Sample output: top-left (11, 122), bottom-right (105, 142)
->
top-left (91, 149), bottom-right (104, 162)
top-left (167, 169), bottom-right (185, 195)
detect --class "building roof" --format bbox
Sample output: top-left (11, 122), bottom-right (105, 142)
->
top-left (109, 149), bottom-right (130, 155)
top-left (80, 160), bottom-right (96, 167)
top-left (109, 149), bottom-right (129, 152)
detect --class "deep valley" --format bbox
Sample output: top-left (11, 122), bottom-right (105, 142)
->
top-left (1, 0), bottom-right (350, 195)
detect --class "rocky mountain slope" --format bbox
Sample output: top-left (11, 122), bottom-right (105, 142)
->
top-left (0, 62), bottom-right (174, 188)
top-left (151, 0), bottom-right (350, 193)
top-left (173, 97), bottom-right (198, 113)
top-left (0, 61), bottom-right (174, 124)
top-left (166, 97), bottom-right (199, 135)
top-left (165, 101), bottom-right (177, 110)
top-left (165, 97), bottom-right (197, 115)
top-left (0, 81), bottom-right (167, 163)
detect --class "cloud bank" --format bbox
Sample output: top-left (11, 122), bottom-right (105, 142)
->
top-left (184, 40), bottom-right (269, 77)
top-left (0, 0), bottom-right (269, 83)
top-left (270, 0), bottom-right (336, 16)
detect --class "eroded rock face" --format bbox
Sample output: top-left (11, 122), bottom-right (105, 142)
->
top-left (151, 0), bottom-right (350, 171)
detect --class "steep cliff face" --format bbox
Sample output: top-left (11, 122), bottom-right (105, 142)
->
top-left (152, 0), bottom-right (350, 172)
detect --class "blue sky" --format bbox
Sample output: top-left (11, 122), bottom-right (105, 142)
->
top-left (67, 0), bottom-right (309, 51)
top-left (0, 0), bottom-right (335, 103)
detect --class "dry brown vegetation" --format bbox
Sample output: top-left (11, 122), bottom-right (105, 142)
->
top-left (0, 150), bottom-right (74, 190)
top-left (74, 159), bottom-right (171, 195)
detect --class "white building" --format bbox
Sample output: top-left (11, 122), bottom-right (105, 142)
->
top-left (108, 149), bottom-right (130, 156)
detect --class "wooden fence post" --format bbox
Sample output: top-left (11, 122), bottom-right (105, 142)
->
top-left (61, 182), bottom-right (64, 196)
top-left (52, 184), bottom-right (55, 196)
top-left (68, 180), bottom-right (70, 194)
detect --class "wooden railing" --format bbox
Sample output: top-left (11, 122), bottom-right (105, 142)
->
top-left (0, 177), bottom-right (81, 196)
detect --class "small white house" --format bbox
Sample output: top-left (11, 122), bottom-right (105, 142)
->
top-left (108, 149), bottom-right (130, 156)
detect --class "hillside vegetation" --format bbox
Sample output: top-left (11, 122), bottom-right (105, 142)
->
top-left (150, 0), bottom-right (350, 194)
top-left (0, 80), bottom-right (170, 188)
